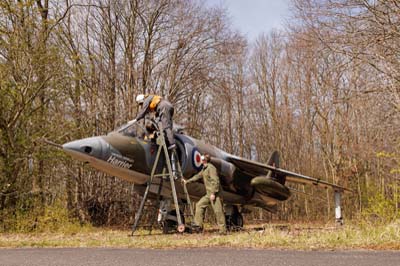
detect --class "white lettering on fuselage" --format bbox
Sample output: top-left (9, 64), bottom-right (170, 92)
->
top-left (107, 155), bottom-right (133, 169)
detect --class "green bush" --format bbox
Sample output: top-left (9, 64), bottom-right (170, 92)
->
top-left (361, 191), bottom-right (399, 224)
top-left (1, 200), bottom-right (92, 233)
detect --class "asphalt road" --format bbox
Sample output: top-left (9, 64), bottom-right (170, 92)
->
top-left (1, 248), bottom-right (399, 266)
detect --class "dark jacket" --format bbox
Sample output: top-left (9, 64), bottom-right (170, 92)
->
top-left (135, 95), bottom-right (173, 121)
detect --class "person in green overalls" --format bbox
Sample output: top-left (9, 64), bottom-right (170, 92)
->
top-left (183, 154), bottom-right (227, 234)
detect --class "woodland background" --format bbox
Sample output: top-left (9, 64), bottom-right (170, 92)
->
top-left (0, 0), bottom-right (399, 231)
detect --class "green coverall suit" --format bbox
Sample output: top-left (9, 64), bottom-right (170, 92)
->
top-left (186, 163), bottom-right (226, 233)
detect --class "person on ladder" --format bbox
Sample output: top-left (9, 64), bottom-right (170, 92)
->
top-left (130, 94), bottom-right (179, 176)
top-left (131, 94), bottom-right (175, 149)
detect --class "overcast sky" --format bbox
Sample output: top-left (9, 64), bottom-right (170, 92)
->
top-left (204, 0), bottom-right (291, 41)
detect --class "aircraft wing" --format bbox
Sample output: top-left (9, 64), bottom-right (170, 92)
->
top-left (227, 156), bottom-right (352, 193)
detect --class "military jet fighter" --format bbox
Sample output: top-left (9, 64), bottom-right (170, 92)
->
top-left (63, 121), bottom-right (350, 231)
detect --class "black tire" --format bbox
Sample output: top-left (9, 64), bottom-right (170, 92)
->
top-left (233, 212), bottom-right (243, 228)
top-left (225, 206), bottom-right (244, 231)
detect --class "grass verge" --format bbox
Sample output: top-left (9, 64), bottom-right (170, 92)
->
top-left (1, 221), bottom-right (400, 250)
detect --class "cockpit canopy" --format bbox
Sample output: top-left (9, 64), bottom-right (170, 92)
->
top-left (118, 123), bottom-right (147, 138)
top-left (117, 120), bottom-right (186, 139)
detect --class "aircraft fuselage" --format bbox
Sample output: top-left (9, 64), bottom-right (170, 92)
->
top-left (62, 130), bottom-right (268, 209)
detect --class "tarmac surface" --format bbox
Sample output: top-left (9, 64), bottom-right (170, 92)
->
top-left (1, 248), bottom-right (400, 266)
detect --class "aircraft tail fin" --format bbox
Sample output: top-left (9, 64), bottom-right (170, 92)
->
top-left (266, 151), bottom-right (286, 185)
top-left (267, 151), bottom-right (280, 168)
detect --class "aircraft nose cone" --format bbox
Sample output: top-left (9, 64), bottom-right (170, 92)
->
top-left (63, 137), bottom-right (110, 162)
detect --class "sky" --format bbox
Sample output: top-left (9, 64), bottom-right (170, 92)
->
top-left (204, 0), bottom-right (291, 41)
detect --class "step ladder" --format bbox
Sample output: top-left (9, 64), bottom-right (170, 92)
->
top-left (131, 121), bottom-right (194, 235)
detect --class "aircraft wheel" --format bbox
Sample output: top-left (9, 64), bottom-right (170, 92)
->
top-left (233, 212), bottom-right (244, 228)
top-left (226, 206), bottom-right (244, 231)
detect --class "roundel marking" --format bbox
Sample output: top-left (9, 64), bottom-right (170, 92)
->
top-left (192, 148), bottom-right (203, 170)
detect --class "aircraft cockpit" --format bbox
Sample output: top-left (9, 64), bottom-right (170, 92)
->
top-left (117, 119), bottom-right (186, 141)
top-left (118, 121), bottom-right (156, 142)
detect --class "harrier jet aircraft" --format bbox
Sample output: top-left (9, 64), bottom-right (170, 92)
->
top-left (63, 121), bottom-right (350, 232)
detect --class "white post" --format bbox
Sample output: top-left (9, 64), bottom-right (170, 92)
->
top-left (335, 190), bottom-right (343, 225)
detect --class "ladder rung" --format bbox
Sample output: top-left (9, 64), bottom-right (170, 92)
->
top-left (153, 174), bottom-right (168, 177)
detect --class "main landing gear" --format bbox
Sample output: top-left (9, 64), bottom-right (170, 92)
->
top-left (225, 205), bottom-right (244, 231)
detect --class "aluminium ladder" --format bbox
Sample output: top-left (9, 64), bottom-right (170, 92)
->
top-left (131, 122), bottom-right (194, 235)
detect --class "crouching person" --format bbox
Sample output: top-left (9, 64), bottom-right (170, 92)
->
top-left (183, 154), bottom-right (227, 234)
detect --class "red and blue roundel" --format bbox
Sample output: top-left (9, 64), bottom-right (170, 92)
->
top-left (192, 148), bottom-right (203, 171)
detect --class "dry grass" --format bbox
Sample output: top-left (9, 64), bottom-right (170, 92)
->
top-left (1, 221), bottom-right (400, 250)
